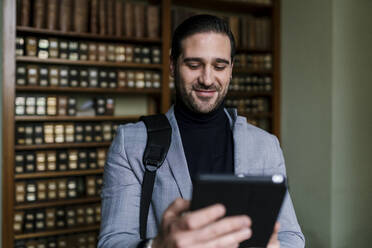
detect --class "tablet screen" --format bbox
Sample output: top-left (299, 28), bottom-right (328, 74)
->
top-left (190, 174), bottom-right (287, 247)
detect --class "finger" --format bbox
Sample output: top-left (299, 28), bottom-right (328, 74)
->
top-left (194, 227), bottom-right (252, 248)
top-left (162, 198), bottom-right (190, 226)
top-left (186, 215), bottom-right (251, 244)
top-left (267, 222), bottom-right (281, 248)
top-left (178, 203), bottom-right (226, 230)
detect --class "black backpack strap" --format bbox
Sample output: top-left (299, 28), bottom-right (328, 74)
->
top-left (139, 114), bottom-right (172, 240)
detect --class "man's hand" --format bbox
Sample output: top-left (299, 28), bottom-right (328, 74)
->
top-left (152, 198), bottom-right (252, 248)
top-left (267, 222), bottom-right (280, 248)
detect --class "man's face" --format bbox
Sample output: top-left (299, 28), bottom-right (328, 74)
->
top-left (171, 32), bottom-right (233, 114)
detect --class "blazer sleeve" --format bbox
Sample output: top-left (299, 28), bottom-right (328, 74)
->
top-left (265, 135), bottom-right (306, 248)
top-left (98, 126), bottom-right (142, 248)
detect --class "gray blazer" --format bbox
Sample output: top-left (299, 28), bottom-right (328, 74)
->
top-left (98, 106), bottom-right (305, 248)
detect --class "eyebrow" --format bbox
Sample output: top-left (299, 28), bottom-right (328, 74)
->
top-left (183, 57), bottom-right (230, 65)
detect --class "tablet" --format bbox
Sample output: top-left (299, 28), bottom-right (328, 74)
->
top-left (190, 174), bottom-right (287, 247)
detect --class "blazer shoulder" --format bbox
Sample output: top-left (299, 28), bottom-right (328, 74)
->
top-left (238, 116), bottom-right (278, 144)
top-left (117, 120), bottom-right (147, 142)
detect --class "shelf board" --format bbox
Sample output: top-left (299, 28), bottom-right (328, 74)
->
top-left (15, 115), bottom-right (140, 122)
top-left (172, 0), bottom-right (272, 14)
top-left (15, 169), bottom-right (104, 180)
top-left (227, 91), bottom-right (273, 97)
top-left (15, 142), bottom-right (111, 150)
top-left (17, 26), bottom-right (162, 44)
top-left (14, 197), bottom-right (101, 211)
top-left (16, 56), bottom-right (163, 69)
top-left (233, 68), bottom-right (273, 75)
top-left (15, 85), bottom-right (162, 95)
top-left (14, 224), bottom-right (100, 240)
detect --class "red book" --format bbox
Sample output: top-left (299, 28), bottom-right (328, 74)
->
top-left (33, 0), bottom-right (45, 28)
top-left (20, 0), bottom-right (31, 26)
top-left (90, 0), bottom-right (98, 33)
top-left (124, 2), bottom-right (133, 37)
top-left (146, 5), bottom-right (160, 38)
top-left (115, 0), bottom-right (124, 36)
top-left (60, 0), bottom-right (72, 32)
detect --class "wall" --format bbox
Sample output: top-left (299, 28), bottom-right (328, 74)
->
top-left (281, 0), bottom-right (333, 247)
top-left (0, 0), bottom-right (3, 244)
top-left (282, 0), bottom-right (372, 247)
top-left (331, 0), bottom-right (372, 247)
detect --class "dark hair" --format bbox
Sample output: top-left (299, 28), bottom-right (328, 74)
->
top-left (170, 14), bottom-right (236, 65)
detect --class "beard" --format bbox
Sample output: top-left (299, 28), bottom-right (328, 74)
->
top-left (174, 72), bottom-right (229, 114)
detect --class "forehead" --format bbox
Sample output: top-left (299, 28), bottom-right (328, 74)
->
top-left (180, 32), bottom-right (231, 61)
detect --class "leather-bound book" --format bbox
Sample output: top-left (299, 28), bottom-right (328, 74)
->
top-left (47, 0), bottom-right (58, 30)
top-left (33, 0), bottom-right (45, 28)
top-left (99, 0), bottom-right (107, 35)
top-left (90, 0), bottom-right (98, 33)
top-left (124, 2), bottom-right (133, 37)
top-left (107, 0), bottom-right (115, 35)
top-left (60, 0), bottom-right (72, 32)
top-left (229, 16), bottom-right (240, 48)
top-left (146, 5), bottom-right (160, 38)
top-left (115, 0), bottom-right (124, 36)
top-left (20, 0), bottom-right (31, 26)
top-left (74, 0), bottom-right (88, 33)
top-left (134, 3), bottom-right (145, 38)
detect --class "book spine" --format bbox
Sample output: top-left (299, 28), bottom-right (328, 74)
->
top-left (124, 2), bottom-right (133, 37)
top-left (146, 5), bottom-right (160, 39)
top-left (90, 0), bottom-right (98, 33)
top-left (60, 0), bottom-right (72, 32)
top-left (74, 0), bottom-right (88, 33)
top-left (229, 16), bottom-right (240, 48)
top-left (107, 0), bottom-right (115, 35)
top-left (134, 3), bottom-right (145, 38)
top-left (33, 0), bottom-right (45, 29)
top-left (47, 0), bottom-right (58, 30)
top-left (20, 0), bottom-right (31, 26)
top-left (99, 0), bottom-right (107, 35)
top-left (115, 0), bottom-right (124, 36)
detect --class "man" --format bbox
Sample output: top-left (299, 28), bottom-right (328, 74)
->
top-left (98, 15), bottom-right (305, 248)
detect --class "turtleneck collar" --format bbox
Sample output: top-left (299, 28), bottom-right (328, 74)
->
top-left (174, 99), bottom-right (226, 127)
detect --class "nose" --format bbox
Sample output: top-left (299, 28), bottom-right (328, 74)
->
top-left (199, 65), bottom-right (213, 87)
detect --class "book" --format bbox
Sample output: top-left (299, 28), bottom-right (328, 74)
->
top-left (74, 0), bottom-right (88, 33)
top-left (47, 0), bottom-right (58, 30)
top-left (60, 0), bottom-right (72, 32)
top-left (134, 3), bottom-right (145, 38)
top-left (90, 0), bottom-right (98, 33)
top-left (124, 2), bottom-right (133, 37)
top-left (33, 0), bottom-right (45, 29)
top-left (99, 0), bottom-right (107, 35)
top-left (146, 5), bottom-right (160, 38)
top-left (20, 0), bottom-right (31, 26)
top-left (115, 0), bottom-right (124, 36)
top-left (229, 16), bottom-right (240, 48)
top-left (106, 0), bottom-right (115, 35)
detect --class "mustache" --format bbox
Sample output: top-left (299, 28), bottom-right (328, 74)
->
top-left (192, 84), bottom-right (220, 91)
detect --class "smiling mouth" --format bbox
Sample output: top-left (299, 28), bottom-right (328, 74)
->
top-left (194, 89), bottom-right (216, 98)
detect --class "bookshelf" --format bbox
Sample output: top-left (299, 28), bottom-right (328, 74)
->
top-left (2, 0), bottom-right (280, 247)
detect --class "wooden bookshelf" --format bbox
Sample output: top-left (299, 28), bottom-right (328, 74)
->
top-left (15, 169), bottom-right (104, 180)
top-left (14, 197), bottom-right (101, 210)
top-left (14, 225), bottom-right (100, 240)
top-left (17, 56), bottom-right (163, 69)
top-left (15, 142), bottom-right (111, 151)
top-left (2, 0), bottom-right (281, 247)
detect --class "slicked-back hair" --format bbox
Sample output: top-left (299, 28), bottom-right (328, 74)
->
top-left (170, 14), bottom-right (236, 65)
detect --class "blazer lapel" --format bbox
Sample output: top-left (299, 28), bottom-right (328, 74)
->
top-left (165, 107), bottom-right (193, 199)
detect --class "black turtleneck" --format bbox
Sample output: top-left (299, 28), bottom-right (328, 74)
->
top-left (174, 100), bottom-right (234, 179)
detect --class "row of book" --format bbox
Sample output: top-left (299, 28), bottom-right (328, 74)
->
top-left (15, 148), bottom-right (107, 174)
top-left (18, 0), bottom-right (161, 38)
top-left (230, 75), bottom-right (272, 92)
top-left (15, 122), bottom-right (120, 145)
top-left (225, 97), bottom-right (270, 113)
top-left (224, 0), bottom-right (272, 5)
top-left (172, 8), bottom-right (271, 50)
top-left (15, 95), bottom-right (76, 116)
top-left (17, 36), bottom-right (162, 64)
top-left (234, 53), bottom-right (272, 71)
top-left (246, 118), bottom-right (270, 131)
top-left (14, 231), bottom-right (98, 248)
top-left (14, 203), bottom-right (101, 233)
top-left (15, 95), bottom-right (115, 116)
top-left (15, 175), bottom-right (102, 204)
top-left (16, 64), bottom-right (162, 89)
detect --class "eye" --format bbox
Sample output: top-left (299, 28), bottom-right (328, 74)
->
top-left (214, 64), bottom-right (227, 71)
top-left (186, 63), bottom-right (200, 70)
